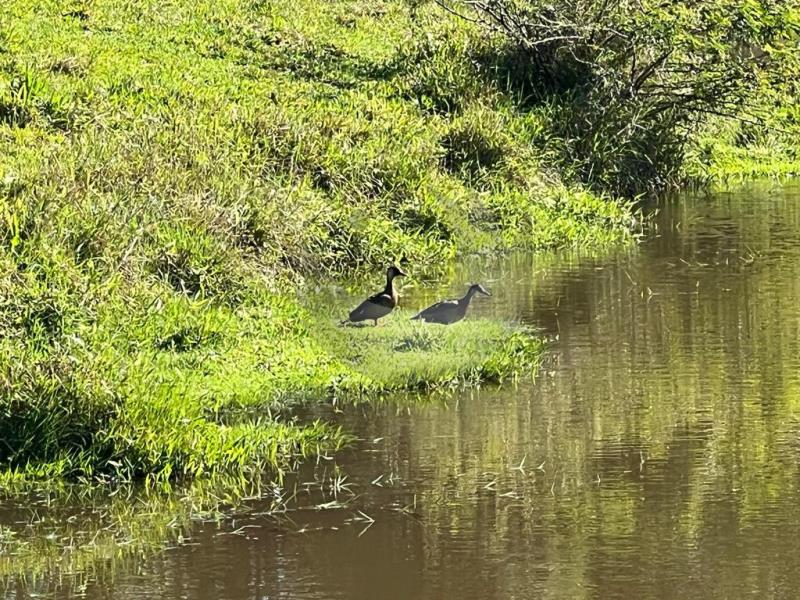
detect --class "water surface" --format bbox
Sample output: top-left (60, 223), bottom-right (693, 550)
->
top-left (6, 183), bottom-right (800, 599)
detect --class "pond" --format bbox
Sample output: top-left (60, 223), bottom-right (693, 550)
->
top-left (4, 182), bottom-right (800, 599)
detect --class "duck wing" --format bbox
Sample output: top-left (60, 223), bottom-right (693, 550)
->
top-left (412, 299), bottom-right (461, 324)
top-left (348, 291), bottom-right (396, 322)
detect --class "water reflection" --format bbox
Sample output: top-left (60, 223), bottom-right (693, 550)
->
top-left (6, 183), bottom-right (800, 599)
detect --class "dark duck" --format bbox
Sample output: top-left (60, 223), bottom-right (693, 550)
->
top-left (411, 283), bottom-right (491, 325)
top-left (343, 265), bottom-right (407, 326)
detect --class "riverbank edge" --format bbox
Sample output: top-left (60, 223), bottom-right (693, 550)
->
top-left (1, 0), bottom-right (794, 484)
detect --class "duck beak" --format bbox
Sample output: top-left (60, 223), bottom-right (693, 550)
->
top-left (481, 288), bottom-right (492, 296)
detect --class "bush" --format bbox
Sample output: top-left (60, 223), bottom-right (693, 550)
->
top-left (441, 0), bottom-right (800, 194)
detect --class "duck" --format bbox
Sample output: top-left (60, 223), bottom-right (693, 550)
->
top-left (342, 265), bottom-right (407, 326)
top-left (411, 283), bottom-right (491, 325)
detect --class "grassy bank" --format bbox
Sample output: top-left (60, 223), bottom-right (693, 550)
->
top-left (3, 0), bottom-right (796, 482)
top-left (685, 85), bottom-right (800, 183)
top-left (0, 0), bottom-right (632, 480)
top-left (0, 309), bottom-right (544, 579)
top-left (0, 284), bottom-right (544, 481)
top-left (685, 117), bottom-right (800, 184)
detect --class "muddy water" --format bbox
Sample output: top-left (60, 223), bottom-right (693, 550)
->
top-left (6, 183), bottom-right (800, 599)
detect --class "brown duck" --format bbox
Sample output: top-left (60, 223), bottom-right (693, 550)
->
top-left (411, 283), bottom-right (491, 325)
top-left (343, 265), bottom-right (407, 326)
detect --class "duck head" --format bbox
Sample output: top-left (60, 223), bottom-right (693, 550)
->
top-left (387, 265), bottom-right (408, 280)
top-left (469, 283), bottom-right (491, 297)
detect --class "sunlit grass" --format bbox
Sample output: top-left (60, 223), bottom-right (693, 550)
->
top-left (1, 0), bottom-right (790, 485)
top-left (684, 103), bottom-right (800, 184)
top-left (333, 313), bottom-right (544, 392)
top-left (0, 0), bottom-right (620, 482)
top-left (0, 274), bottom-right (543, 481)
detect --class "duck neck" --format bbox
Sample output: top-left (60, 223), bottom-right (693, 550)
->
top-left (460, 288), bottom-right (477, 305)
top-left (385, 273), bottom-right (396, 294)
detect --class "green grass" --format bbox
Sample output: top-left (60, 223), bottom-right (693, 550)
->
top-left (0, 0), bottom-right (634, 276)
top-left (684, 88), bottom-right (800, 184)
top-left (0, 295), bottom-right (544, 579)
top-left (1, 0), bottom-right (793, 482)
top-left (686, 136), bottom-right (800, 184)
top-left (0, 0), bottom-right (631, 481)
top-left (0, 270), bottom-right (544, 481)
